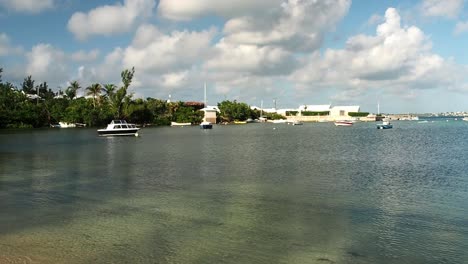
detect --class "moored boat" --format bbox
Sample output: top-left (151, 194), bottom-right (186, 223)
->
top-left (200, 121), bottom-right (213, 129)
top-left (334, 120), bottom-right (353, 126)
top-left (377, 120), bottom-right (393, 129)
top-left (463, 117), bottom-right (468, 121)
top-left (97, 120), bottom-right (140, 136)
top-left (171, 121), bottom-right (191, 126)
top-left (292, 120), bottom-right (303, 125)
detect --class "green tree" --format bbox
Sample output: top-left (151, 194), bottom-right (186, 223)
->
top-left (113, 67), bottom-right (135, 119)
top-left (66, 81), bottom-right (80, 100)
top-left (21, 75), bottom-right (35, 94)
top-left (86, 83), bottom-right (103, 108)
top-left (218, 100), bottom-right (253, 122)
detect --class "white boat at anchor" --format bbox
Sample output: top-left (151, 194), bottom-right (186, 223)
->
top-left (200, 121), bottom-right (213, 129)
top-left (97, 120), bottom-right (140, 136)
top-left (334, 120), bottom-right (354, 126)
top-left (171, 121), bottom-right (191, 127)
top-left (377, 120), bottom-right (393, 129)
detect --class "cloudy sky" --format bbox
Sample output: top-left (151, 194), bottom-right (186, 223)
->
top-left (1, 0), bottom-right (468, 113)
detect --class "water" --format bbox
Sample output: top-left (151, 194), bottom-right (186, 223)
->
top-left (1, 120), bottom-right (468, 263)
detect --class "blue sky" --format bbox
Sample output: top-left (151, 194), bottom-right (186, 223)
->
top-left (1, 0), bottom-right (468, 113)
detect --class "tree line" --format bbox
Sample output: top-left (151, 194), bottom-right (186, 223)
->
top-left (0, 67), bottom-right (283, 128)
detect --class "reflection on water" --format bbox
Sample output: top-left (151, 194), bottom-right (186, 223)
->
top-left (1, 122), bottom-right (468, 263)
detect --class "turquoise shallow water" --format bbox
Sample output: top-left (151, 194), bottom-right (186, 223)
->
top-left (1, 120), bottom-right (468, 263)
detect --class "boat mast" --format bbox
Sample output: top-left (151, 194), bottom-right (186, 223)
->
top-left (261, 100), bottom-right (263, 117)
top-left (377, 101), bottom-right (380, 115)
top-left (204, 82), bottom-right (207, 107)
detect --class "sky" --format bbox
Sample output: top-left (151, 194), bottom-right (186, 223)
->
top-left (1, 0), bottom-right (468, 113)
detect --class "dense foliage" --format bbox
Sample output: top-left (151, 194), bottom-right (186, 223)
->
top-left (286, 111), bottom-right (298, 116)
top-left (348, 112), bottom-right (369, 117)
top-left (0, 67), bottom-right (205, 128)
top-left (301, 111), bottom-right (330, 116)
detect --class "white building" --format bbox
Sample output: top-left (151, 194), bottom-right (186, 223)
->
top-left (298, 105), bottom-right (331, 112)
top-left (201, 105), bottom-right (219, 123)
top-left (330, 106), bottom-right (360, 119)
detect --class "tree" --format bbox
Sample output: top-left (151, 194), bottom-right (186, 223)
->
top-left (113, 67), bottom-right (135, 119)
top-left (21, 75), bottom-right (35, 94)
top-left (86, 83), bottom-right (103, 108)
top-left (0, 68), bottom-right (3, 83)
top-left (65, 81), bottom-right (80, 100)
top-left (218, 100), bottom-right (253, 122)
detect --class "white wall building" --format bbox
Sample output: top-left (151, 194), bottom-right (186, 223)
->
top-left (330, 106), bottom-right (361, 119)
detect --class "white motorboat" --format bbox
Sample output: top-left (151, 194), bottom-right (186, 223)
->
top-left (334, 120), bottom-right (353, 126)
top-left (171, 121), bottom-right (191, 126)
top-left (377, 120), bottom-right (393, 129)
top-left (200, 121), bottom-right (213, 129)
top-left (292, 120), bottom-right (303, 125)
top-left (463, 117), bottom-right (468, 121)
top-left (97, 120), bottom-right (140, 136)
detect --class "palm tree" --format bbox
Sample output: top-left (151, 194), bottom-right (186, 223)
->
top-left (103, 84), bottom-right (116, 99)
top-left (65, 80), bottom-right (80, 100)
top-left (86, 83), bottom-right (103, 108)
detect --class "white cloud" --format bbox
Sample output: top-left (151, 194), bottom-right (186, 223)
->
top-left (0, 0), bottom-right (54, 13)
top-left (204, 41), bottom-right (297, 76)
top-left (454, 21), bottom-right (468, 35)
top-left (0, 33), bottom-right (23, 56)
top-left (157, 0), bottom-right (282, 21)
top-left (290, 8), bottom-right (462, 98)
top-left (67, 0), bottom-right (156, 41)
top-left (223, 0), bottom-right (351, 52)
top-left (122, 24), bottom-right (216, 72)
top-left (26, 43), bottom-right (68, 83)
top-left (70, 49), bottom-right (100, 62)
top-left (420, 0), bottom-right (464, 18)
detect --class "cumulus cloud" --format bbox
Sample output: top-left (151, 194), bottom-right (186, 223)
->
top-left (67, 0), bottom-right (156, 41)
top-left (204, 41), bottom-right (297, 76)
top-left (157, 0), bottom-right (282, 20)
top-left (122, 24), bottom-right (216, 72)
top-left (70, 49), bottom-right (100, 62)
top-left (26, 43), bottom-right (69, 83)
top-left (454, 21), bottom-right (468, 35)
top-left (223, 0), bottom-right (351, 52)
top-left (420, 0), bottom-right (464, 18)
top-left (0, 0), bottom-right (54, 13)
top-left (0, 33), bottom-right (23, 56)
top-left (291, 8), bottom-right (459, 97)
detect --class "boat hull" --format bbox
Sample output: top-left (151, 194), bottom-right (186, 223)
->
top-left (97, 128), bottom-right (140, 136)
top-left (171, 122), bottom-right (191, 126)
top-left (334, 121), bottom-right (353, 126)
top-left (377, 124), bottom-right (393, 129)
top-left (200, 124), bottom-right (213, 129)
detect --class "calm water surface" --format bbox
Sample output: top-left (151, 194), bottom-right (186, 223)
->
top-left (1, 120), bottom-right (468, 263)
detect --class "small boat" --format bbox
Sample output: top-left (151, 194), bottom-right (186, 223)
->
top-left (59, 122), bottom-right (76, 128)
top-left (270, 119), bottom-right (287, 124)
top-left (418, 120), bottom-right (429, 123)
top-left (200, 121), bottom-right (213, 129)
top-left (97, 120), bottom-right (140, 136)
top-left (377, 120), bottom-right (393, 129)
top-left (463, 117), bottom-right (468, 121)
top-left (334, 120), bottom-right (353, 126)
top-left (246, 118), bottom-right (255, 123)
top-left (292, 120), bottom-right (303, 126)
top-left (171, 121), bottom-right (191, 126)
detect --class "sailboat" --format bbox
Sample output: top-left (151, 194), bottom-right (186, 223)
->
top-left (200, 82), bottom-right (213, 129)
top-left (258, 100), bottom-right (267, 122)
